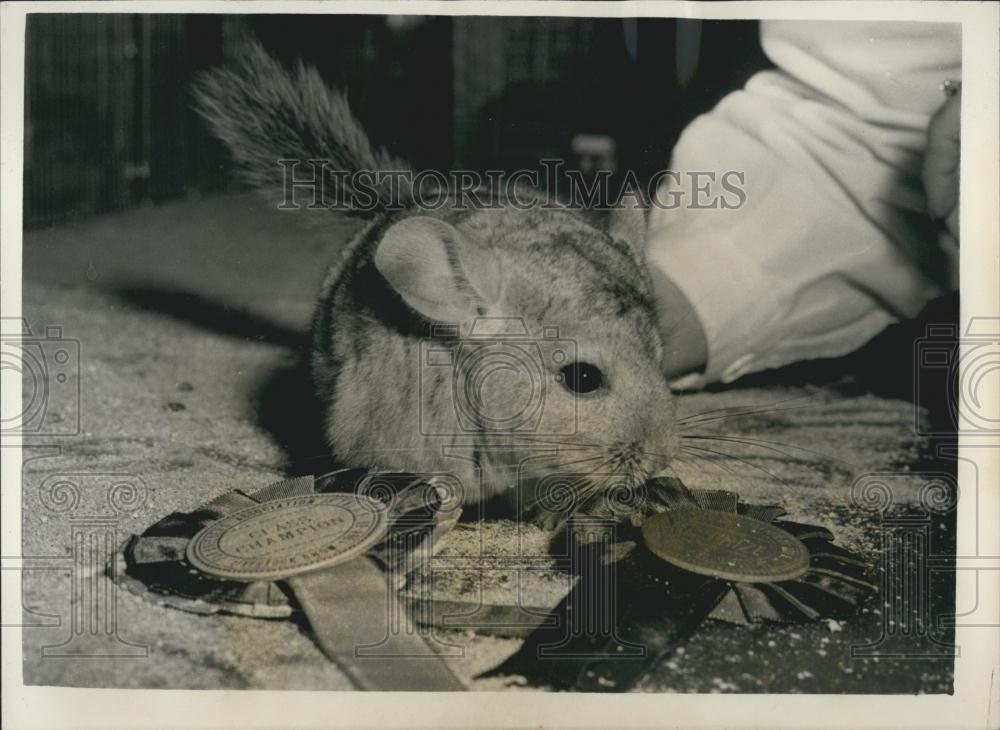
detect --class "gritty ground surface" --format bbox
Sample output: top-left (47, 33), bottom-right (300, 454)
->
top-left (19, 194), bottom-right (955, 693)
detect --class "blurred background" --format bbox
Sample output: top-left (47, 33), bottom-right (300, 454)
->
top-left (23, 14), bottom-right (770, 228)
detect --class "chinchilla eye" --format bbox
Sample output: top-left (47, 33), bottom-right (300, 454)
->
top-left (559, 362), bottom-right (604, 394)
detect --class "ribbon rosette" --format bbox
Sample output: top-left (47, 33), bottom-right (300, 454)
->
top-left (115, 470), bottom-right (462, 617)
top-left (489, 481), bottom-right (875, 691)
top-left (113, 469), bottom-right (466, 691)
top-left (632, 487), bottom-right (876, 625)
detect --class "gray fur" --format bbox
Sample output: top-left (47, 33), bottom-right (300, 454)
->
top-left (192, 41), bottom-right (408, 212)
top-left (197, 45), bottom-right (679, 522)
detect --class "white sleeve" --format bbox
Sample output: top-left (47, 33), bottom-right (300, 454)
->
top-left (646, 20), bottom-right (961, 387)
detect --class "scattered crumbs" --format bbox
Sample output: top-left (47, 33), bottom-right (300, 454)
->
top-left (790, 633), bottom-right (801, 640)
top-left (596, 676), bottom-right (616, 688)
top-left (767, 640), bottom-right (776, 647)
top-left (817, 649), bottom-right (827, 657)
top-left (676, 647), bottom-right (685, 655)
top-left (826, 619), bottom-right (843, 633)
top-left (712, 677), bottom-right (739, 691)
top-left (820, 637), bottom-right (831, 644)
top-left (796, 670), bottom-right (814, 680)
top-left (666, 661), bottom-right (679, 670)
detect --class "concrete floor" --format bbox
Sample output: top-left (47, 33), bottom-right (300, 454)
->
top-left (19, 194), bottom-right (955, 692)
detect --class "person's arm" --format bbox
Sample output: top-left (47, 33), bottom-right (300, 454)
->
top-left (647, 21), bottom-right (961, 387)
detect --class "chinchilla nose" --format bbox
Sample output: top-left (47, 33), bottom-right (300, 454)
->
top-left (637, 442), bottom-right (672, 477)
top-left (627, 409), bottom-right (680, 477)
top-left (610, 440), bottom-right (671, 481)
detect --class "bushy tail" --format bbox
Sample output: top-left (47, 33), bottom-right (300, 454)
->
top-left (192, 41), bottom-right (409, 214)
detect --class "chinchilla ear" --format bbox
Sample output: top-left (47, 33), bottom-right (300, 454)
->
top-left (374, 216), bottom-right (501, 323)
top-left (607, 190), bottom-right (648, 258)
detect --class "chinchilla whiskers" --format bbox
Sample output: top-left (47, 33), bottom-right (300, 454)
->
top-left (580, 472), bottom-right (616, 503)
top-left (679, 443), bottom-right (792, 487)
top-left (675, 393), bottom-right (811, 423)
top-left (672, 452), bottom-right (750, 488)
top-left (509, 435), bottom-right (610, 451)
top-left (548, 473), bottom-right (605, 515)
top-left (554, 453), bottom-right (621, 471)
top-left (677, 405), bottom-right (817, 431)
top-left (675, 396), bottom-right (826, 431)
top-left (522, 452), bottom-right (623, 513)
top-left (662, 455), bottom-right (699, 480)
top-left (564, 455), bottom-right (648, 512)
top-left (578, 469), bottom-right (646, 515)
top-left (680, 433), bottom-right (846, 467)
top-left (529, 447), bottom-right (689, 519)
top-left (674, 449), bottom-right (742, 481)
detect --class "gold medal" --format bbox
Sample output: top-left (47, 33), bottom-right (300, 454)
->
top-left (641, 506), bottom-right (811, 583)
top-left (120, 472), bottom-right (467, 690)
top-left (186, 493), bottom-right (388, 581)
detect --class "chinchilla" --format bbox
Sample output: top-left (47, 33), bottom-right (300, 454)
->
top-left (193, 42), bottom-right (681, 525)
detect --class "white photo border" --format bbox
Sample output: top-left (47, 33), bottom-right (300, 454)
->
top-left (2, 2), bottom-right (997, 729)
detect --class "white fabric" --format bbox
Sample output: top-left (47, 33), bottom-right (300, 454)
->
top-left (647, 21), bottom-right (961, 387)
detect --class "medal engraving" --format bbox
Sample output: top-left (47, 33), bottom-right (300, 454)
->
top-left (187, 494), bottom-right (388, 581)
top-left (642, 507), bottom-right (810, 583)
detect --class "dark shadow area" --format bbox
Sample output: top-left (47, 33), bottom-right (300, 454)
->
top-left (113, 284), bottom-right (308, 350)
top-left (704, 293), bottom-right (961, 436)
top-left (25, 15), bottom-right (770, 228)
top-left (254, 358), bottom-right (338, 478)
top-left (111, 283), bottom-right (333, 476)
